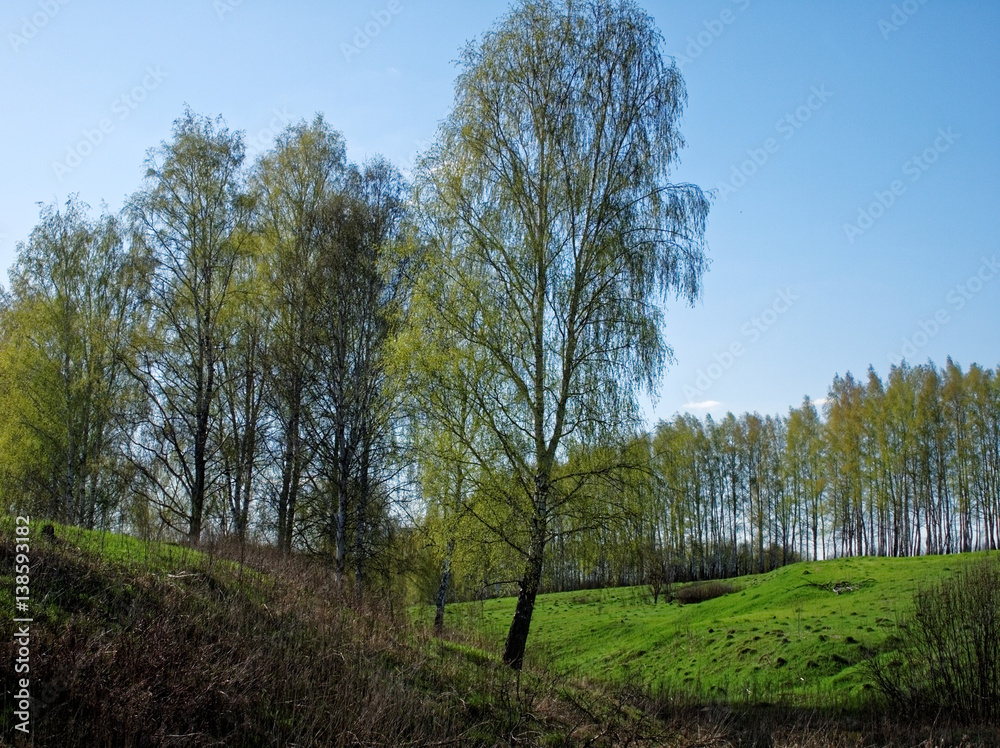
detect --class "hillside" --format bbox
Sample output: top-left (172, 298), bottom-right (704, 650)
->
top-left (454, 554), bottom-right (990, 706)
top-left (4, 520), bottom-right (997, 747)
top-left (0, 520), bottom-right (657, 747)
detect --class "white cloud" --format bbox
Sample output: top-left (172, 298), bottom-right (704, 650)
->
top-left (684, 400), bottom-right (722, 410)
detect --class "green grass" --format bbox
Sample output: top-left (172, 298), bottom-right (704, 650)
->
top-left (0, 517), bottom-right (267, 626)
top-left (442, 553), bottom-right (990, 707)
top-left (1, 515), bottom-right (202, 569)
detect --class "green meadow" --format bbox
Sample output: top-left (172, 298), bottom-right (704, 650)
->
top-left (445, 553), bottom-right (990, 707)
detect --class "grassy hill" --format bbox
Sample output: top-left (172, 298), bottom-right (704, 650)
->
top-left (449, 553), bottom-right (991, 707)
top-left (4, 518), bottom-right (997, 746)
top-left (1, 519), bottom-right (647, 747)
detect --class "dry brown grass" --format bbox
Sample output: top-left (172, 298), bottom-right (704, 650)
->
top-left (1, 531), bottom-right (503, 746)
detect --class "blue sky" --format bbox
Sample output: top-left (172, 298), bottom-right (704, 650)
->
top-left (2, 0), bottom-right (997, 427)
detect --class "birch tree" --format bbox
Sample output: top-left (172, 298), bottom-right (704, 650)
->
top-left (253, 115), bottom-right (348, 552)
top-left (0, 198), bottom-right (145, 527)
top-left (128, 109), bottom-right (250, 543)
top-left (413, 0), bottom-right (709, 668)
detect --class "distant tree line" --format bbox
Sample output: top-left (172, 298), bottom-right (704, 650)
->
top-left (528, 361), bottom-right (1000, 594)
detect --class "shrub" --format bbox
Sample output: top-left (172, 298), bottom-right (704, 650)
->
top-left (646, 557), bottom-right (671, 604)
top-left (868, 554), bottom-right (1000, 724)
top-left (673, 581), bottom-right (737, 605)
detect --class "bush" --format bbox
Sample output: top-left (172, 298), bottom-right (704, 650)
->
top-left (672, 581), bottom-right (737, 605)
top-left (868, 554), bottom-right (1000, 724)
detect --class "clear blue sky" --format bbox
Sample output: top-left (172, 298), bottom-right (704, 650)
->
top-left (2, 0), bottom-right (997, 426)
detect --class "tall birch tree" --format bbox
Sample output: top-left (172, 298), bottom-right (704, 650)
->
top-left (413, 0), bottom-right (709, 668)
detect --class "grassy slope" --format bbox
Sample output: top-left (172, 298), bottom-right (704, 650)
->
top-left (0, 518), bottom-right (666, 747)
top-left (453, 554), bottom-right (988, 706)
top-left (4, 519), bottom-right (997, 745)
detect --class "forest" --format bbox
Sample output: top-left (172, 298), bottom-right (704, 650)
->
top-left (2, 0), bottom-right (998, 684)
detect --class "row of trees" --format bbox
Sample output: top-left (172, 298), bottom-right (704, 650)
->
top-left (419, 361), bottom-right (1000, 603)
top-left (4, 131), bottom-right (997, 659)
top-left (0, 111), bottom-right (408, 592)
